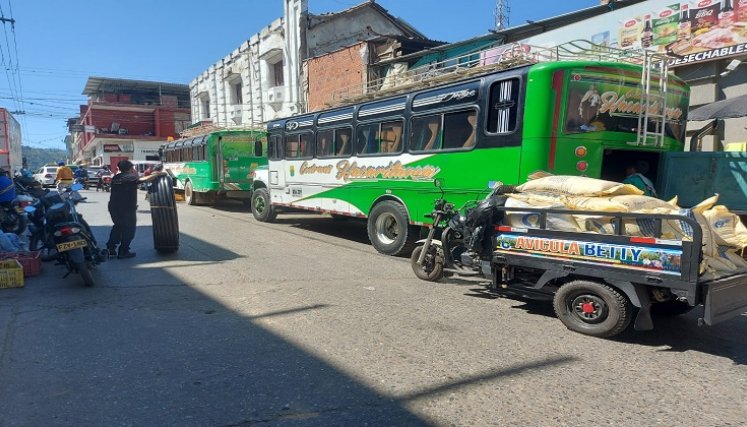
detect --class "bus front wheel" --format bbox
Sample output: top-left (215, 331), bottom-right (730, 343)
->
top-left (252, 188), bottom-right (276, 222)
top-left (367, 201), bottom-right (418, 256)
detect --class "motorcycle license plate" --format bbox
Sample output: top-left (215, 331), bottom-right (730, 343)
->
top-left (56, 239), bottom-right (87, 252)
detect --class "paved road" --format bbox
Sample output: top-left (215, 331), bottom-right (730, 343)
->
top-left (1, 189), bottom-right (746, 426)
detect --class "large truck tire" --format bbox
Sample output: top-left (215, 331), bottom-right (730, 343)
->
top-left (149, 175), bottom-right (180, 254)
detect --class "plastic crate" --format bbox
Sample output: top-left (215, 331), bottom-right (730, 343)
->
top-left (0, 259), bottom-right (24, 289)
top-left (0, 251), bottom-right (42, 277)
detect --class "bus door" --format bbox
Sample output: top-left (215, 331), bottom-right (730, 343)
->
top-left (267, 134), bottom-right (286, 204)
top-left (280, 133), bottom-right (313, 205)
top-left (216, 135), bottom-right (254, 192)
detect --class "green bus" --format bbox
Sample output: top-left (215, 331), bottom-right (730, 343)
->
top-left (251, 59), bottom-right (689, 255)
top-left (161, 130), bottom-right (267, 206)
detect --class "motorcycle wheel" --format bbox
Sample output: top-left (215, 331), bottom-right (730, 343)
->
top-left (75, 261), bottom-right (95, 287)
top-left (410, 244), bottom-right (444, 282)
top-left (1, 210), bottom-right (26, 235)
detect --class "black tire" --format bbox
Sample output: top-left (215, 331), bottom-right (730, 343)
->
top-left (553, 280), bottom-right (632, 338)
top-left (251, 188), bottom-right (276, 222)
top-left (185, 181), bottom-right (196, 205)
top-left (1, 210), bottom-right (26, 235)
top-left (76, 261), bottom-right (95, 287)
top-left (149, 175), bottom-right (179, 253)
top-left (651, 300), bottom-right (695, 317)
top-left (410, 244), bottom-right (444, 281)
top-left (367, 201), bottom-right (418, 256)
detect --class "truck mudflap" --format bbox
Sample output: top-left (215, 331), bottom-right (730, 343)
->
top-left (702, 273), bottom-right (747, 326)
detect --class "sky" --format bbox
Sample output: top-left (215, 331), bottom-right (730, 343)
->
top-left (4, 0), bottom-right (598, 150)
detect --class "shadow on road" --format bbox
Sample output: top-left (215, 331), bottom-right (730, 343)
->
top-left (0, 225), bottom-right (585, 425)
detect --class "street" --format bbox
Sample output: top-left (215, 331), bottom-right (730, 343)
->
top-left (1, 189), bottom-right (746, 426)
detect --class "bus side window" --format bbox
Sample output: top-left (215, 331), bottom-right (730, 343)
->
top-left (285, 135), bottom-right (300, 158)
top-left (380, 121), bottom-right (403, 154)
top-left (443, 110), bottom-right (477, 150)
top-left (336, 128), bottom-right (352, 156)
top-left (317, 130), bottom-right (334, 158)
top-left (300, 133), bottom-right (314, 158)
top-left (409, 115), bottom-right (442, 152)
top-left (487, 78), bottom-right (519, 134)
top-left (356, 124), bottom-right (378, 155)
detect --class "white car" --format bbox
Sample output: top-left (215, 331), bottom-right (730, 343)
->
top-left (33, 166), bottom-right (58, 187)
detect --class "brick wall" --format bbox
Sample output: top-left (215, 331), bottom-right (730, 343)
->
top-left (307, 42), bottom-right (366, 112)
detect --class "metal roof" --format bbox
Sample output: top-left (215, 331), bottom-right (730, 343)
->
top-left (82, 77), bottom-right (189, 96)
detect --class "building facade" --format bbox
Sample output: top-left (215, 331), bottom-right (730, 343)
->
top-left (0, 108), bottom-right (22, 173)
top-left (189, 0), bottom-right (435, 126)
top-left (70, 77), bottom-right (191, 169)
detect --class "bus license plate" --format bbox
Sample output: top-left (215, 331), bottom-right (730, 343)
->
top-left (56, 240), bottom-right (87, 252)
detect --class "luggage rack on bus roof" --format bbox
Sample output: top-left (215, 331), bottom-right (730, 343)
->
top-left (328, 40), bottom-right (671, 148)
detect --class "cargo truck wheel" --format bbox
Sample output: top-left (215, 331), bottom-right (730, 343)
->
top-left (252, 188), bottom-right (276, 222)
top-left (367, 201), bottom-right (417, 256)
top-left (553, 280), bottom-right (632, 338)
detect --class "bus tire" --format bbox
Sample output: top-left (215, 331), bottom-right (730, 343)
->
top-left (185, 181), bottom-right (196, 205)
top-left (367, 201), bottom-right (417, 256)
top-left (150, 175), bottom-right (180, 253)
top-left (553, 280), bottom-right (632, 338)
top-left (252, 188), bottom-right (276, 222)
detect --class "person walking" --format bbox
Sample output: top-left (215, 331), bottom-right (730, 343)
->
top-left (106, 160), bottom-right (161, 259)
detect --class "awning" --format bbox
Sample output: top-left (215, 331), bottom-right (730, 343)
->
top-left (688, 93), bottom-right (747, 121)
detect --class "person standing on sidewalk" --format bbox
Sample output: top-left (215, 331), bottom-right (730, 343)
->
top-left (106, 160), bottom-right (162, 259)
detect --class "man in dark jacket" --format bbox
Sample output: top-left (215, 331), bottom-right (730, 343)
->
top-left (106, 160), bottom-right (161, 259)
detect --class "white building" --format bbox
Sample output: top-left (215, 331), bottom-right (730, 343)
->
top-left (189, 0), bottom-right (430, 127)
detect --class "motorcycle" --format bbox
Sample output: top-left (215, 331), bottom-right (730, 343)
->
top-left (411, 180), bottom-right (512, 282)
top-left (74, 176), bottom-right (89, 190)
top-left (26, 183), bottom-right (107, 287)
top-left (101, 175), bottom-right (112, 192)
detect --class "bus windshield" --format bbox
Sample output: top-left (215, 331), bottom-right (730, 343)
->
top-left (563, 68), bottom-right (688, 141)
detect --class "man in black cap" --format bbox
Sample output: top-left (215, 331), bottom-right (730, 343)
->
top-left (106, 159), bottom-right (162, 259)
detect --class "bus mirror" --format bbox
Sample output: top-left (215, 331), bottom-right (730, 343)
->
top-left (434, 178), bottom-right (444, 188)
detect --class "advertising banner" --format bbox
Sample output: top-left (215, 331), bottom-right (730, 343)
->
top-left (495, 233), bottom-right (683, 275)
top-left (521, 0), bottom-right (747, 66)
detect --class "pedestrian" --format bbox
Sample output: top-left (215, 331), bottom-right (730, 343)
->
top-left (0, 168), bottom-right (16, 205)
top-left (106, 159), bottom-right (162, 259)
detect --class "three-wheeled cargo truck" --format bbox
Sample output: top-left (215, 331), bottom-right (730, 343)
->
top-left (487, 207), bottom-right (747, 337)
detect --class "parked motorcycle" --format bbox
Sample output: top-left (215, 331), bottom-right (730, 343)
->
top-left (27, 183), bottom-right (107, 287)
top-left (411, 180), bottom-right (512, 281)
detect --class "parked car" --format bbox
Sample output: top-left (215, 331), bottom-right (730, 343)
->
top-left (33, 166), bottom-right (58, 187)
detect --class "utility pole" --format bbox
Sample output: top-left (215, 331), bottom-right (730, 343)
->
top-left (495, 0), bottom-right (509, 31)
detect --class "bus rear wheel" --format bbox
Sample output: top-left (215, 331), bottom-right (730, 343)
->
top-left (252, 188), bottom-right (276, 222)
top-left (367, 201), bottom-right (417, 256)
top-left (185, 181), bottom-right (196, 205)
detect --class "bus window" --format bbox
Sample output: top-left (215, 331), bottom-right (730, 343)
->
top-left (443, 110), bottom-right (477, 150)
top-left (317, 130), bottom-right (334, 158)
top-left (487, 78), bottom-right (520, 134)
top-left (409, 115), bottom-right (442, 152)
top-left (380, 122), bottom-right (403, 154)
top-left (285, 133), bottom-right (313, 159)
top-left (356, 121), bottom-right (402, 156)
top-left (336, 128), bottom-right (352, 156)
top-left (269, 135), bottom-right (282, 160)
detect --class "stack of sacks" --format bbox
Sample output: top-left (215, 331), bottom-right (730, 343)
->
top-left (506, 175), bottom-right (747, 277)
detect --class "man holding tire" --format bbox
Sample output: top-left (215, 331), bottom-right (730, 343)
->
top-left (106, 160), bottom-right (162, 259)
